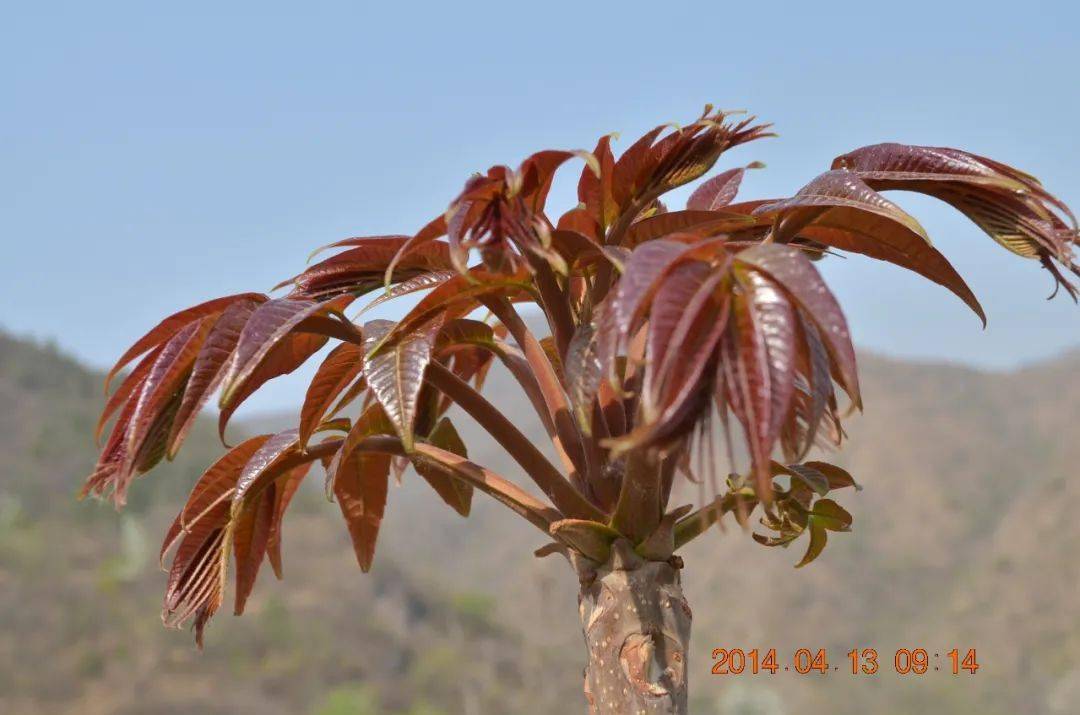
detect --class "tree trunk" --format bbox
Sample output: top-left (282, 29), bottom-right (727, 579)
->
top-left (576, 539), bottom-right (692, 714)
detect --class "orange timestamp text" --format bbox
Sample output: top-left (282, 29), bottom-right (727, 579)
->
top-left (710, 647), bottom-right (980, 675)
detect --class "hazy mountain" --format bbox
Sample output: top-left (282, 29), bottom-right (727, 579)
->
top-left (371, 344), bottom-right (1080, 714)
top-left (0, 332), bottom-right (531, 715)
top-left (2, 329), bottom-right (1078, 714)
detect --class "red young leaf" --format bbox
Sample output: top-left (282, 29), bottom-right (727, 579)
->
top-left (755, 170), bottom-right (984, 322)
top-left (735, 244), bottom-right (860, 409)
top-left (832, 143), bottom-right (1079, 297)
top-left (625, 267), bottom-right (729, 451)
top-left (232, 482), bottom-right (275, 614)
top-left (233, 429), bottom-right (302, 504)
top-left (757, 170), bottom-right (929, 242)
top-left (292, 238), bottom-right (453, 299)
top-left (385, 267), bottom-right (533, 344)
top-left (306, 234), bottom-right (412, 262)
top-left (299, 341), bottom-right (365, 449)
top-left (217, 331), bottom-right (329, 442)
top-left (326, 403), bottom-right (397, 497)
top-left (642, 260), bottom-right (721, 416)
top-left (168, 296), bottom-right (266, 458)
top-left (622, 209), bottom-right (755, 248)
top-left (721, 271), bottom-right (798, 497)
top-left (362, 320), bottom-right (439, 451)
top-left (121, 318), bottom-right (213, 492)
top-left (160, 435), bottom-right (272, 644)
top-left (413, 417), bottom-right (473, 517)
top-left (105, 293), bottom-right (263, 392)
top-left (161, 435), bottom-right (272, 566)
top-left (220, 296), bottom-right (353, 407)
top-left (335, 450), bottom-right (392, 573)
top-left (328, 410), bottom-right (397, 572)
top-left (784, 312), bottom-right (835, 460)
top-left (687, 166), bottom-right (751, 211)
top-left (612, 125), bottom-right (667, 209)
top-left (597, 239), bottom-right (691, 375)
top-left (361, 270), bottom-right (456, 314)
top-left (556, 207), bottom-right (601, 242)
top-left (578, 134), bottom-right (617, 230)
top-left (266, 461), bottom-right (315, 579)
top-left (519, 149), bottom-right (582, 213)
top-left (95, 343), bottom-right (163, 443)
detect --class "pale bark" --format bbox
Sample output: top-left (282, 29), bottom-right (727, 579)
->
top-left (576, 539), bottom-right (692, 714)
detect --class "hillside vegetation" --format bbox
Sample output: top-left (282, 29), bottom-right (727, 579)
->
top-left (1, 329), bottom-right (1078, 713)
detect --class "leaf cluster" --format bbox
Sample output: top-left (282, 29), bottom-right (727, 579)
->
top-left (83, 105), bottom-right (1078, 643)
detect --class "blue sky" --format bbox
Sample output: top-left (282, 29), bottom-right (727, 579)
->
top-left (3, 1), bottom-right (1078, 412)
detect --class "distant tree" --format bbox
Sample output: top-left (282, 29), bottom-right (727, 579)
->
top-left (84, 106), bottom-right (1078, 713)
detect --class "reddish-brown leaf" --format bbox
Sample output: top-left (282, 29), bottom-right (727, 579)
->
top-left (622, 209), bottom-right (755, 248)
top-left (755, 170), bottom-right (984, 323)
top-left (833, 143), bottom-right (1075, 226)
top-left (106, 293), bottom-right (263, 391)
top-left (800, 214), bottom-right (984, 324)
top-left (123, 318), bottom-right (213, 482)
top-left (160, 436), bottom-right (271, 644)
top-left (265, 462), bottom-right (315, 579)
top-left (643, 260), bottom-right (715, 408)
top-left (610, 111), bottom-right (772, 211)
top-left (217, 331), bottom-right (329, 441)
top-left (687, 166), bottom-right (749, 210)
top-left (131, 391), bottom-right (182, 475)
top-left (82, 391), bottom-right (141, 502)
top-left (640, 269), bottom-right (729, 443)
top-left (735, 244), bottom-right (860, 409)
top-left (299, 341), bottom-right (365, 449)
top-left (220, 296), bottom-right (353, 407)
top-left (163, 525), bottom-right (228, 647)
top-left (564, 322), bottom-right (602, 434)
top-left (326, 404), bottom-right (396, 497)
top-left (233, 429), bottom-right (301, 504)
top-left (787, 312), bottom-right (834, 459)
top-left (832, 143), bottom-right (1079, 296)
top-left (161, 435), bottom-right (272, 566)
top-left (385, 268), bottom-right (533, 344)
top-left (293, 238), bottom-right (453, 299)
top-left (382, 214), bottom-right (450, 288)
top-left (306, 234), bottom-right (412, 263)
top-left (413, 417), bottom-right (473, 516)
top-left (232, 482), bottom-right (275, 614)
top-left (361, 270), bottom-right (456, 314)
top-left (362, 320), bottom-right (439, 451)
top-left (556, 207), bottom-right (601, 242)
top-left (168, 296), bottom-right (265, 458)
top-left (95, 343), bottom-right (163, 443)
top-left (739, 270), bottom-right (798, 446)
top-left (578, 134), bottom-right (617, 230)
top-left (757, 170), bottom-right (929, 242)
top-left (334, 447), bottom-right (392, 572)
top-left (612, 125), bottom-right (667, 208)
top-left (597, 239), bottom-right (692, 375)
top-left (519, 149), bottom-right (580, 213)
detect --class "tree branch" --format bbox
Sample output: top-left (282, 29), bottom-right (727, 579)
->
top-left (424, 361), bottom-right (605, 522)
top-left (344, 434), bottom-right (562, 534)
top-left (480, 296), bottom-right (594, 484)
top-left (609, 448), bottom-right (663, 543)
top-left (672, 489), bottom-right (759, 549)
top-left (531, 262), bottom-right (575, 358)
top-left (411, 443), bottom-right (561, 534)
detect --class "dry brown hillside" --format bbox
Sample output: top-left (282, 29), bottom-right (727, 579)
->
top-left (2, 330), bottom-right (1077, 714)
top-left (375, 346), bottom-right (1080, 714)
